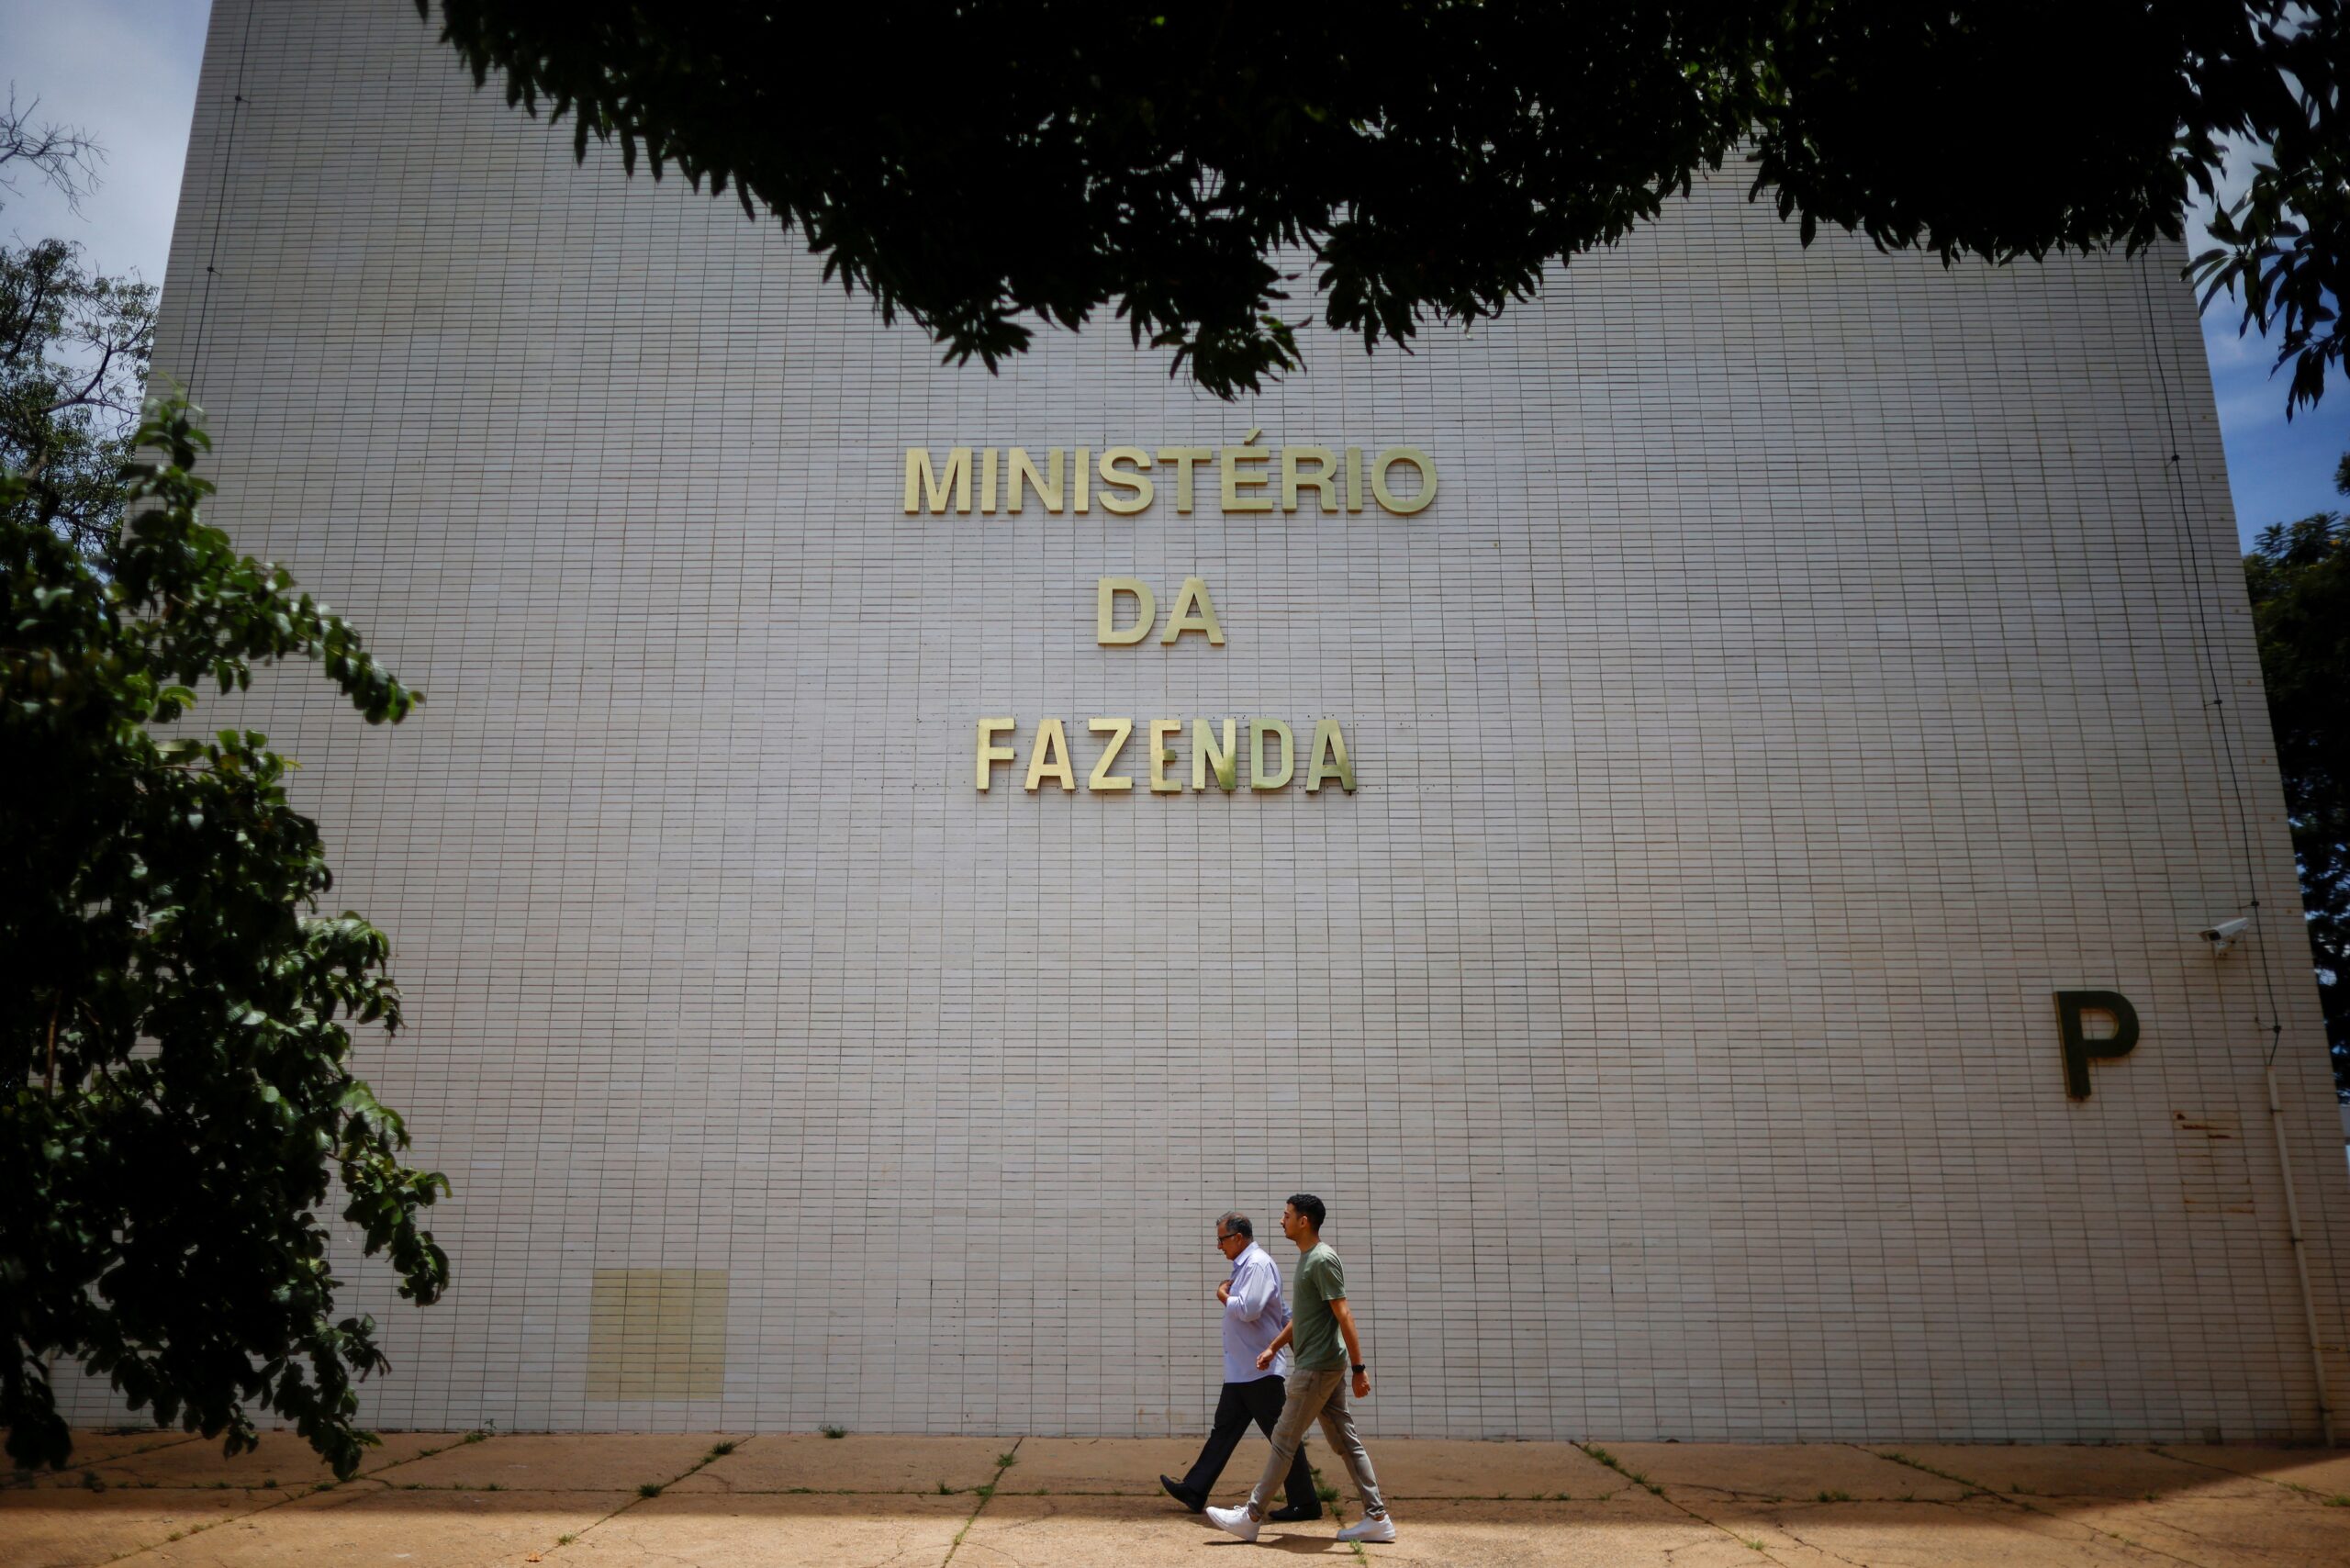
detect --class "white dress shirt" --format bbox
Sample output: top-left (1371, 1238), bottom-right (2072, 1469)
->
top-left (1222, 1241), bottom-right (1293, 1383)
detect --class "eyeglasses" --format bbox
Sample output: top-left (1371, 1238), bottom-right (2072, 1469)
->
top-left (1215, 1233), bottom-right (1240, 1245)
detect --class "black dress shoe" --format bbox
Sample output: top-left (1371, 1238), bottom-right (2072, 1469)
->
top-left (1266, 1504), bottom-right (1325, 1522)
top-left (1160, 1475), bottom-right (1205, 1512)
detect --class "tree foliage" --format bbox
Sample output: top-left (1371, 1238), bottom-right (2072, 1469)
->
top-left (0, 92), bottom-right (450, 1478)
top-left (1, 238), bottom-right (154, 554)
top-left (1, 399), bottom-right (449, 1476)
top-left (425, 1), bottom-right (2337, 404)
top-left (0, 94), bottom-right (152, 554)
top-left (2192, 13), bottom-right (2347, 419)
top-left (2245, 503), bottom-right (2350, 1100)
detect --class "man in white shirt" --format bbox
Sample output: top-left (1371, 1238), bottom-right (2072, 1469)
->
top-left (1159, 1212), bottom-right (1321, 1519)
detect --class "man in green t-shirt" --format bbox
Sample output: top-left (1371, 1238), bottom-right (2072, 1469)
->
top-left (1205, 1194), bottom-right (1397, 1544)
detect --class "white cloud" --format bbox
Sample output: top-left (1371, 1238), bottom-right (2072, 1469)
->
top-left (2200, 314), bottom-right (2266, 368)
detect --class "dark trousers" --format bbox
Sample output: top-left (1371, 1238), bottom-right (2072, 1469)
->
top-left (1179, 1377), bottom-right (1317, 1510)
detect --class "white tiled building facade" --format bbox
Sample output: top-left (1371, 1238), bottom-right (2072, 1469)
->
top-left (100, 0), bottom-right (2349, 1441)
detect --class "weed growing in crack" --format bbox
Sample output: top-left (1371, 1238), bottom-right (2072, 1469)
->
top-left (1875, 1450), bottom-right (1977, 1492)
top-left (820, 1425), bottom-right (847, 1439)
top-left (637, 1483), bottom-right (662, 1499)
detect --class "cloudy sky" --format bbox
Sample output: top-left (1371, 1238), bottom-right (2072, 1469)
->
top-left (5, 0), bottom-right (2343, 546)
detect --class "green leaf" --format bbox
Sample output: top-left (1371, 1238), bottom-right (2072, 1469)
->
top-left (2, 398), bottom-right (446, 1479)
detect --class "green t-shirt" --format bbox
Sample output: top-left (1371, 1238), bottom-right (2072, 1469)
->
top-left (1291, 1243), bottom-right (1348, 1371)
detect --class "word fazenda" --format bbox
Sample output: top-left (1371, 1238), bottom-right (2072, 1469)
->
top-left (977, 717), bottom-right (1357, 795)
top-left (907, 431), bottom-right (1435, 517)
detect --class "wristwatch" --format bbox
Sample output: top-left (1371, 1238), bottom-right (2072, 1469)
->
top-left (1352, 1363), bottom-right (1368, 1374)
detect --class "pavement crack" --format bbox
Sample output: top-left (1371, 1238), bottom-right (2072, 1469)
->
top-left (2056, 1504), bottom-right (2256, 1568)
top-left (536, 1433), bottom-right (754, 1561)
top-left (1981, 1489), bottom-right (2212, 1567)
top-left (2146, 1443), bottom-right (2347, 1509)
top-left (1578, 1441), bottom-right (1801, 1568)
top-left (1863, 1449), bottom-right (2219, 1567)
top-left (1864, 1446), bottom-right (1998, 1499)
top-left (100, 1480), bottom-right (317, 1562)
top-left (99, 1430), bottom-right (507, 1563)
top-left (939, 1435), bottom-right (1023, 1567)
top-left (1769, 1526), bottom-right (1860, 1567)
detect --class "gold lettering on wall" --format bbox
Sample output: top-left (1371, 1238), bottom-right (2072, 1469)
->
top-left (928, 435), bottom-right (1382, 800)
top-left (1096, 577), bottom-right (1156, 645)
top-left (1024, 718), bottom-right (1076, 792)
top-left (1087, 718), bottom-right (1135, 793)
top-left (976, 717), bottom-right (1354, 799)
top-left (1158, 578), bottom-right (1224, 646)
top-left (975, 717), bottom-right (1016, 790)
top-left (905, 438), bottom-right (1435, 519)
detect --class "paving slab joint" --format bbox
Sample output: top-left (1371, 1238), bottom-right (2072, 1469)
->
top-left (3, 1435), bottom-right (194, 1495)
top-left (1575, 1442), bottom-right (1665, 1500)
top-left (1862, 1446), bottom-right (1998, 1501)
top-left (940, 1436), bottom-right (1024, 1567)
top-left (2147, 1441), bottom-right (2350, 1508)
top-left (1863, 1447), bottom-right (2215, 1568)
top-left (527, 1432), bottom-right (754, 1562)
top-left (1573, 1440), bottom-right (1799, 1568)
top-left (96, 1427), bottom-right (498, 1564)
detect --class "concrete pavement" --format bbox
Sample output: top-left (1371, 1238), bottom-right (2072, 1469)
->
top-left (6, 1428), bottom-right (2350, 1565)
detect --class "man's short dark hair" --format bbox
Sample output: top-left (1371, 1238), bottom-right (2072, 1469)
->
top-left (1217, 1211), bottom-right (1252, 1240)
top-left (1287, 1193), bottom-right (1326, 1230)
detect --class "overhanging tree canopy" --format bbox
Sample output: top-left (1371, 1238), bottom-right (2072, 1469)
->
top-left (2245, 499), bottom-right (2350, 1099)
top-left (425, 1), bottom-right (2343, 406)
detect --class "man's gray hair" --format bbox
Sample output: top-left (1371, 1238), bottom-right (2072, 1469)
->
top-left (1217, 1211), bottom-right (1252, 1240)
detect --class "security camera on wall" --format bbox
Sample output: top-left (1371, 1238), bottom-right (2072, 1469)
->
top-left (2200, 917), bottom-right (2250, 956)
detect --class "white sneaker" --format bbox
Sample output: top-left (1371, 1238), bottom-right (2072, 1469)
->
top-left (1205, 1504), bottom-right (1260, 1542)
top-left (1337, 1512), bottom-right (1397, 1543)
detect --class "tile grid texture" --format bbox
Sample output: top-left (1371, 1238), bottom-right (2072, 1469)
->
top-left (69, 0), bottom-right (2350, 1441)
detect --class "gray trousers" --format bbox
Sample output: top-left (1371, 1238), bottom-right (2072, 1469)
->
top-left (1246, 1365), bottom-right (1387, 1518)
